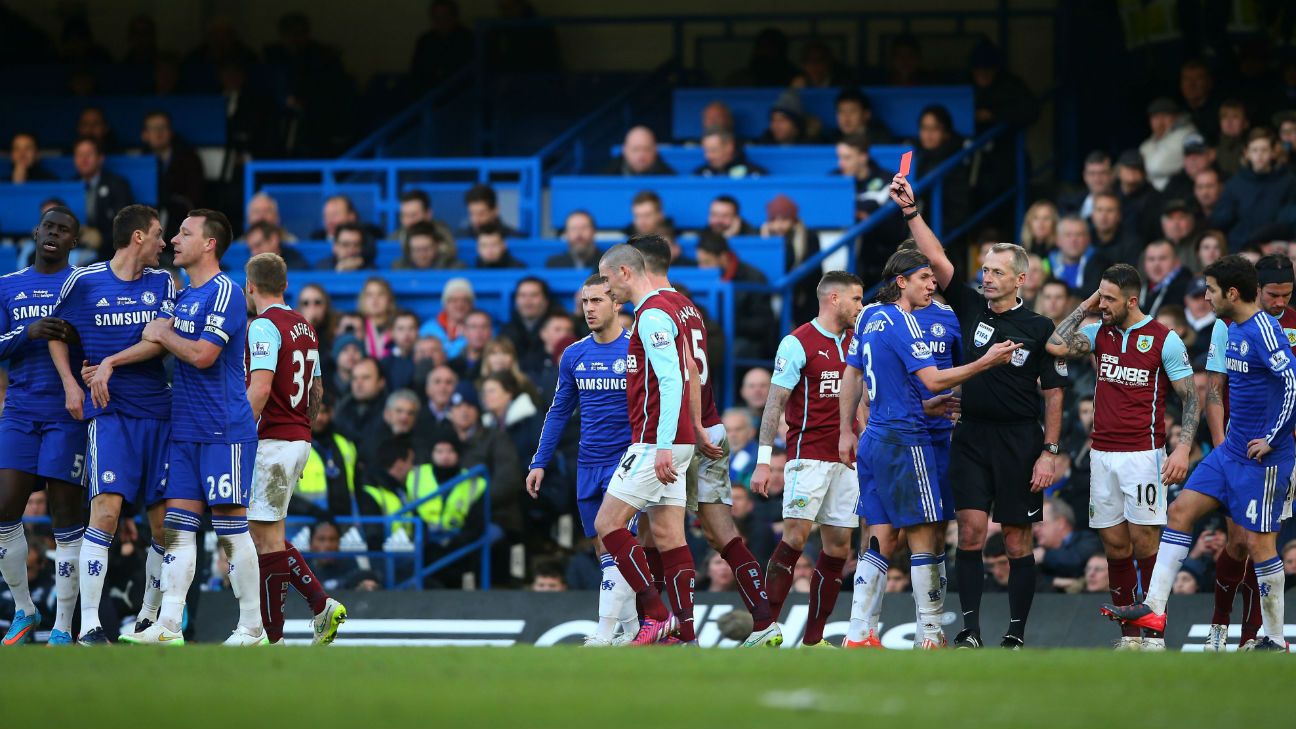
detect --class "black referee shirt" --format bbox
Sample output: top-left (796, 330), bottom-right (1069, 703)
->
top-left (944, 282), bottom-right (1068, 425)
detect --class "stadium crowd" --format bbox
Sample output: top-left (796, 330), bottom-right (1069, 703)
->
top-left (5, 4), bottom-right (1296, 643)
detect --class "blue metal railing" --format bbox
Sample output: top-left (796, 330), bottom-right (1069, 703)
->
top-left (534, 60), bottom-right (679, 178)
top-left (726, 121), bottom-right (1040, 374)
top-left (244, 157), bottom-right (544, 238)
top-left (341, 67), bottom-right (472, 159)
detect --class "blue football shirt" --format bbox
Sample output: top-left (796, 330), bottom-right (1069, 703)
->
top-left (168, 273), bottom-right (256, 443)
top-left (1217, 311), bottom-right (1296, 461)
top-left (911, 301), bottom-right (963, 438)
top-left (530, 330), bottom-right (631, 469)
top-left (0, 266), bottom-right (79, 422)
top-left (52, 263), bottom-right (174, 420)
top-left (850, 302), bottom-right (936, 444)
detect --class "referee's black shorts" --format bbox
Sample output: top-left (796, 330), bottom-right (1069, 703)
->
top-left (950, 421), bottom-right (1044, 524)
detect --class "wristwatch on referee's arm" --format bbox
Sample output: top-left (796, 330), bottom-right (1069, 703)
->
top-left (1042, 442), bottom-right (1060, 455)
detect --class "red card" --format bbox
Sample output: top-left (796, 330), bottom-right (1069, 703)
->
top-left (898, 150), bottom-right (913, 177)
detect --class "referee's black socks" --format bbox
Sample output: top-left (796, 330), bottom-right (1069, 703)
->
top-left (1007, 554), bottom-right (1037, 640)
top-left (954, 549), bottom-right (984, 634)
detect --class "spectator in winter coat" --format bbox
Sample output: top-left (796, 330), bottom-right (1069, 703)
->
top-left (1210, 127), bottom-right (1296, 251)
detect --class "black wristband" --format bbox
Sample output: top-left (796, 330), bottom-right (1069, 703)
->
top-left (903, 209), bottom-right (920, 221)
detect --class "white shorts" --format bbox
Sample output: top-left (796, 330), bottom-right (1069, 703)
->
top-left (687, 423), bottom-right (732, 511)
top-left (782, 458), bottom-right (858, 528)
top-left (247, 439), bottom-right (313, 522)
top-left (1089, 448), bottom-right (1167, 529)
top-left (606, 443), bottom-right (695, 511)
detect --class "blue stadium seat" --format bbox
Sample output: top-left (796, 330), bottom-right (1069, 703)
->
top-left (611, 144), bottom-right (909, 176)
top-left (260, 183), bottom-right (384, 242)
top-left (224, 235), bottom-right (786, 282)
top-left (224, 268), bottom-right (726, 327)
top-left (0, 156), bottom-right (158, 210)
top-left (0, 96), bottom-right (228, 148)
top-left (671, 86), bottom-right (975, 140)
top-left (0, 183), bottom-right (87, 235)
top-left (550, 176), bottom-right (853, 231)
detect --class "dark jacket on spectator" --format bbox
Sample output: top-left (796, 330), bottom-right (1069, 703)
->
top-left (693, 154), bottom-right (768, 179)
top-left (1040, 529), bottom-right (1103, 580)
top-left (602, 155), bottom-right (676, 176)
top-left (545, 248), bottom-right (600, 270)
top-left (334, 393), bottom-right (386, 446)
top-left (79, 169), bottom-right (134, 261)
top-left (453, 421), bottom-right (524, 537)
top-left (1117, 181), bottom-right (1165, 244)
top-left (1209, 166), bottom-right (1296, 251)
top-left (156, 140), bottom-right (206, 230)
top-left (913, 137), bottom-right (970, 233)
top-left (478, 251), bottom-right (527, 269)
top-left (500, 315), bottom-right (548, 378)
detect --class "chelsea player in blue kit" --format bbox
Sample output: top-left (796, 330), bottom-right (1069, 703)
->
top-left (1104, 256), bottom-right (1296, 650)
top-left (526, 274), bottom-right (637, 645)
top-left (0, 207), bottom-right (88, 646)
top-left (849, 249), bottom-right (1018, 648)
top-left (128, 210), bottom-right (264, 646)
top-left (48, 205), bottom-right (175, 645)
top-left (842, 259), bottom-right (964, 649)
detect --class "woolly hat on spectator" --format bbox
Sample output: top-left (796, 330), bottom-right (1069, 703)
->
top-left (1116, 149), bottom-right (1145, 171)
top-left (1182, 132), bottom-right (1208, 155)
top-left (1161, 198), bottom-right (1194, 217)
top-left (766, 194), bottom-right (799, 220)
top-left (771, 89), bottom-right (805, 125)
top-left (430, 428), bottom-right (463, 457)
top-left (1187, 276), bottom-right (1208, 297)
top-left (333, 332), bottom-right (362, 360)
top-left (1271, 110), bottom-right (1296, 128)
top-left (450, 381), bottom-right (480, 410)
top-left (1146, 97), bottom-right (1180, 116)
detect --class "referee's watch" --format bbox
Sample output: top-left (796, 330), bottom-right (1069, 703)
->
top-left (1042, 442), bottom-right (1060, 455)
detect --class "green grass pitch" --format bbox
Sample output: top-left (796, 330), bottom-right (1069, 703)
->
top-left (4, 646), bottom-right (1287, 728)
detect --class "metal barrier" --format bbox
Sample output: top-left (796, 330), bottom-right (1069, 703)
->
top-left (243, 157), bottom-right (544, 238)
top-left (726, 122), bottom-right (1035, 370)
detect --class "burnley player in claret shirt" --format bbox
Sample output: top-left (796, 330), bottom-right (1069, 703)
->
top-left (244, 252), bottom-right (347, 646)
top-left (1047, 263), bottom-right (1198, 651)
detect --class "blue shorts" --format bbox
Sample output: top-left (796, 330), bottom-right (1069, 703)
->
top-left (577, 463), bottom-right (618, 538)
top-left (1186, 446), bottom-right (1292, 533)
top-left (931, 433), bottom-right (954, 521)
top-left (0, 418), bottom-right (87, 486)
top-left (165, 440), bottom-right (257, 507)
top-left (854, 430), bottom-right (944, 529)
top-left (87, 413), bottom-right (169, 507)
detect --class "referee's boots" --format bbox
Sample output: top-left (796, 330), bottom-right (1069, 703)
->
top-left (952, 629), bottom-right (982, 649)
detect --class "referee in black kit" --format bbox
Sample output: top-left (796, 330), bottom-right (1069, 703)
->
top-left (889, 175), bottom-right (1066, 649)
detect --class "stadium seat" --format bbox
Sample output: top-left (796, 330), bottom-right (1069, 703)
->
top-left (0, 183), bottom-right (88, 236)
top-left (0, 156), bottom-right (159, 209)
top-left (0, 95), bottom-right (228, 148)
top-left (550, 176), bottom-right (853, 231)
top-left (671, 86), bottom-right (976, 140)
top-left (260, 183), bottom-right (384, 242)
top-left (224, 268), bottom-right (726, 326)
top-left (610, 144), bottom-right (910, 176)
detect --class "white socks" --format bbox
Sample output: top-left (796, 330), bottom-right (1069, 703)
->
top-left (78, 527), bottom-right (113, 633)
top-left (212, 515), bottom-right (263, 633)
top-left (596, 554), bottom-right (619, 640)
top-left (847, 549), bottom-right (888, 642)
top-left (1254, 556), bottom-right (1286, 643)
top-left (911, 552), bottom-right (945, 643)
top-left (0, 520), bottom-right (33, 617)
top-left (139, 540), bottom-right (164, 623)
top-left (52, 526), bottom-right (84, 633)
top-left (1146, 529), bottom-right (1192, 614)
top-left (159, 509), bottom-right (200, 631)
